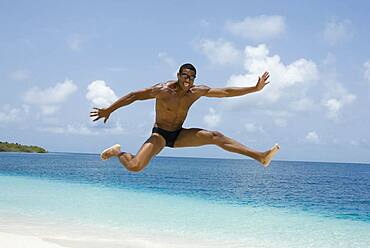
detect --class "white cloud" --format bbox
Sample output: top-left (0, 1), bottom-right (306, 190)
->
top-left (226, 44), bottom-right (318, 107)
top-left (40, 126), bottom-right (65, 134)
top-left (323, 18), bottom-right (353, 46)
top-left (86, 80), bottom-right (118, 107)
top-left (203, 108), bottom-right (221, 128)
top-left (305, 131), bottom-right (320, 143)
top-left (0, 104), bottom-right (30, 124)
top-left (322, 94), bottom-right (355, 120)
top-left (40, 121), bottom-right (126, 136)
top-left (321, 80), bottom-right (356, 121)
top-left (0, 106), bottom-right (20, 123)
top-left (158, 52), bottom-right (177, 67)
top-left (23, 80), bottom-right (77, 115)
top-left (320, 53), bottom-right (356, 121)
top-left (24, 80), bottom-right (78, 105)
top-left (225, 15), bottom-right (285, 41)
top-left (40, 124), bottom-right (98, 135)
top-left (198, 39), bottom-right (240, 65)
top-left (66, 125), bottom-right (98, 135)
top-left (323, 98), bottom-right (341, 115)
top-left (364, 60), bottom-right (370, 82)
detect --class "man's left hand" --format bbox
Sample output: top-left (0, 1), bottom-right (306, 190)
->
top-left (256, 71), bottom-right (270, 91)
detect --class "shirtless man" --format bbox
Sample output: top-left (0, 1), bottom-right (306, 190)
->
top-left (90, 63), bottom-right (280, 172)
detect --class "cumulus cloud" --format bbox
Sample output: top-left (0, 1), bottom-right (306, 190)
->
top-left (0, 104), bottom-right (30, 124)
top-left (198, 39), bottom-right (241, 65)
top-left (322, 93), bottom-right (355, 120)
top-left (24, 80), bottom-right (77, 105)
top-left (322, 18), bottom-right (353, 46)
top-left (203, 108), bottom-right (221, 128)
top-left (23, 80), bottom-right (78, 115)
top-left (319, 53), bottom-right (356, 121)
top-left (0, 106), bottom-right (20, 124)
top-left (226, 44), bottom-right (318, 107)
top-left (41, 125), bottom-right (98, 135)
top-left (324, 98), bottom-right (341, 113)
top-left (225, 15), bottom-right (285, 41)
top-left (364, 60), bottom-right (370, 82)
top-left (86, 80), bottom-right (118, 107)
top-left (305, 131), bottom-right (320, 143)
top-left (320, 55), bottom-right (356, 121)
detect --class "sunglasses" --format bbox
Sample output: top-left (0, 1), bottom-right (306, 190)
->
top-left (180, 73), bottom-right (196, 81)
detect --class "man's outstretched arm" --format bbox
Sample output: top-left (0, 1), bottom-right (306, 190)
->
top-left (204, 71), bottom-right (270, 98)
top-left (90, 83), bottom-right (161, 123)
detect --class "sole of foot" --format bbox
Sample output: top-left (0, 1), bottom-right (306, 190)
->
top-left (261, 143), bottom-right (280, 168)
top-left (100, 144), bottom-right (121, 160)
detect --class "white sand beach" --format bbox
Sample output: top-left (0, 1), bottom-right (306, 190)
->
top-left (0, 213), bottom-right (225, 248)
top-left (0, 229), bottom-right (222, 248)
top-left (0, 232), bottom-right (66, 248)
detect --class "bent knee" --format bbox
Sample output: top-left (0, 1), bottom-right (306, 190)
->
top-left (205, 130), bottom-right (225, 144)
top-left (127, 166), bottom-right (143, 173)
top-left (126, 160), bottom-right (147, 173)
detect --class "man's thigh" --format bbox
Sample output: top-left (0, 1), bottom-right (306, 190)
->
top-left (174, 128), bottom-right (213, 148)
top-left (134, 133), bottom-right (166, 164)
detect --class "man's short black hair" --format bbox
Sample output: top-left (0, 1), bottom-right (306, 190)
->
top-left (179, 63), bottom-right (196, 75)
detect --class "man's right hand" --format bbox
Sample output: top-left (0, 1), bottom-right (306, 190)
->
top-left (90, 107), bottom-right (111, 123)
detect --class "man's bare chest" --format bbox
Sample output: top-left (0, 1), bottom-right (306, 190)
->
top-left (157, 94), bottom-right (195, 113)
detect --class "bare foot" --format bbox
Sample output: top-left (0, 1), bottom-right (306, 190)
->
top-left (260, 143), bottom-right (280, 168)
top-left (100, 144), bottom-right (121, 160)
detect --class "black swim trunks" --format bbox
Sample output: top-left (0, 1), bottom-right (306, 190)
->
top-left (152, 126), bottom-right (183, 148)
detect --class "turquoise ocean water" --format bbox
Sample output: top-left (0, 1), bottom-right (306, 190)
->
top-left (0, 152), bottom-right (369, 247)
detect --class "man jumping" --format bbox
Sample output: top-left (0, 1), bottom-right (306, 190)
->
top-left (90, 63), bottom-right (280, 172)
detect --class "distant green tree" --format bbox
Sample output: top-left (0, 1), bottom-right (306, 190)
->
top-left (0, 141), bottom-right (47, 153)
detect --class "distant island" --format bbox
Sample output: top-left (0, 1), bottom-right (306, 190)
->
top-left (0, 141), bottom-right (47, 153)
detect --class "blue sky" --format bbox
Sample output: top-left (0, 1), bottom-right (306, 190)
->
top-left (1, 0), bottom-right (370, 163)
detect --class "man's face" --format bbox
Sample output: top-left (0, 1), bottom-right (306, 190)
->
top-left (177, 68), bottom-right (196, 91)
